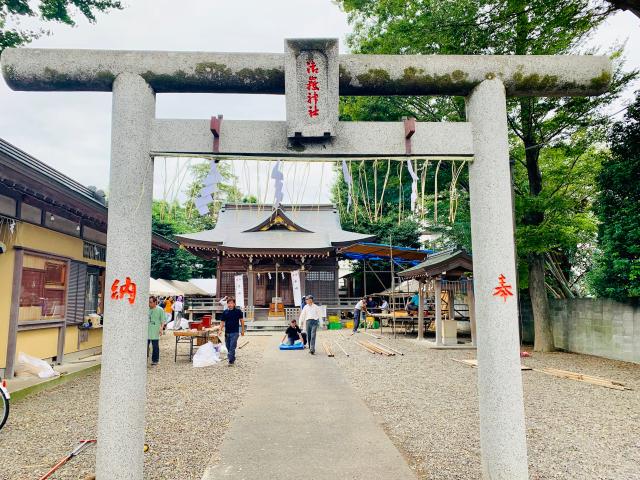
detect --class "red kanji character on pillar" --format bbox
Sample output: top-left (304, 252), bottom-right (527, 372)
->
top-left (307, 91), bottom-right (319, 104)
top-left (492, 274), bottom-right (514, 302)
top-left (306, 76), bottom-right (319, 91)
top-left (110, 277), bottom-right (137, 304)
top-left (110, 279), bottom-right (121, 300)
top-left (306, 60), bottom-right (319, 74)
top-left (119, 276), bottom-right (137, 305)
top-left (308, 106), bottom-right (320, 118)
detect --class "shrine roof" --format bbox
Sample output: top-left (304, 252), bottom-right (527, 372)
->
top-left (398, 248), bottom-right (473, 279)
top-left (175, 204), bottom-right (375, 253)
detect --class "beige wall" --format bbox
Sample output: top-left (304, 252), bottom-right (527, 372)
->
top-left (15, 328), bottom-right (59, 360)
top-left (0, 248), bottom-right (15, 370)
top-left (1, 221), bottom-right (106, 370)
top-left (64, 325), bottom-right (103, 353)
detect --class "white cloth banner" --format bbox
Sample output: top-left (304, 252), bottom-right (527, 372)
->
top-left (234, 274), bottom-right (245, 308)
top-left (291, 270), bottom-right (302, 307)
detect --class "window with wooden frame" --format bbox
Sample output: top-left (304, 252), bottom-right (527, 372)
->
top-left (19, 254), bottom-right (68, 322)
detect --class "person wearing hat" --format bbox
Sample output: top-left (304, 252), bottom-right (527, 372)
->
top-left (298, 295), bottom-right (323, 354)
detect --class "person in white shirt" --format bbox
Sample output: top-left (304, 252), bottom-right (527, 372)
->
top-left (380, 299), bottom-right (389, 313)
top-left (172, 296), bottom-right (184, 329)
top-left (351, 297), bottom-right (367, 335)
top-left (298, 295), bottom-right (323, 355)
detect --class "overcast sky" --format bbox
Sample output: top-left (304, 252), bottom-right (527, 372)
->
top-left (0, 1), bottom-right (639, 206)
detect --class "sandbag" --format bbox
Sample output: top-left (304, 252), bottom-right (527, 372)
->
top-left (15, 352), bottom-right (60, 378)
top-left (192, 342), bottom-right (220, 368)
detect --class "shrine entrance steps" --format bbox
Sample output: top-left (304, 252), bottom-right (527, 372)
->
top-left (201, 335), bottom-right (416, 480)
top-left (245, 319), bottom-right (289, 332)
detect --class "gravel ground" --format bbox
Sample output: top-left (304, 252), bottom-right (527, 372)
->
top-left (0, 334), bottom-right (266, 480)
top-left (328, 330), bottom-right (640, 480)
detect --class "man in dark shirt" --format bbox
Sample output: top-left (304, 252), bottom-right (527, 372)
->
top-left (219, 297), bottom-right (245, 365)
top-left (281, 319), bottom-right (306, 346)
top-left (366, 296), bottom-right (378, 311)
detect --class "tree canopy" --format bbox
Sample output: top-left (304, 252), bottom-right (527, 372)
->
top-left (150, 161), bottom-right (243, 281)
top-left (589, 92), bottom-right (640, 301)
top-left (336, 0), bottom-right (637, 350)
top-left (1, 0), bottom-right (123, 51)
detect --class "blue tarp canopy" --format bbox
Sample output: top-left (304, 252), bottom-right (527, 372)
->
top-left (337, 242), bottom-right (431, 265)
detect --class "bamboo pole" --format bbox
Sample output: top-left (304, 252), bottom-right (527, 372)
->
top-left (335, 341), bottom-right (350, 357)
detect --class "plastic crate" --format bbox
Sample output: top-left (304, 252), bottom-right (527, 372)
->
top-left (328, 315), bottom-right (340, 323)
top-left (328, 322), bottom-right (342, 330)
top-left (344, 321), bottom-right (354, 329)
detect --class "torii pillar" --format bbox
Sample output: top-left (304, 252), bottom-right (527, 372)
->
top-left (467, 78), bottom-right (528, 478)
top-left (0, 41), bottom-right (611, 480)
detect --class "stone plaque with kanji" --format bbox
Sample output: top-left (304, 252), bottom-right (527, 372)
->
top-left (285, 38), bottom-right (338, 139)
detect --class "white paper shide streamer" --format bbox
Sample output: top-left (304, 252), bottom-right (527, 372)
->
top-left (271, 160), bottom-right (284, 208)
top-left (406, 159), bottom-right (419, 213)
top-left (194, 162), bottom-right (223, 215)
top-left (341, 160), bottom-right (353, 212)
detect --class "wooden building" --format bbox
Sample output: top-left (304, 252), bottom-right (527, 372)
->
top-left (398, 248), bottom-right (475, 347)
top-left (0, 138), bottom-right (175, 377)
top-left (176, 204), bottom-right (374, 310)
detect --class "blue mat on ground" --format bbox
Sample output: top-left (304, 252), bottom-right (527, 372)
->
top-left (279, 341), bottom-right (304, 350)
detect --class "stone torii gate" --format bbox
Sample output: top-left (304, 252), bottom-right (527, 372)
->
top-left (1, 40), bottom-right (610, 480)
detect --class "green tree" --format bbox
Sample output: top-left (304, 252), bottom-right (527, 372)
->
top-left (337, 0), bottom-right (635, 351)
top-left (151, 201), bottom-right (218, 281)
top-left (589, 92), bottom-right (640, 301)
top-left (1, 0), bottom-right (122, 51)
top-left (151, 161), bottom-right (243, 281)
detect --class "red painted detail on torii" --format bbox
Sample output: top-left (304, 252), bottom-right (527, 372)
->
top-left (111, 277), bottom-right (137, 305)
top-left (492, 274), bottom-right (514, 302)
top-left (210, 114), bottom-right (223, 153)
top-left (404, 117), bottom-right (416, 155)
top-left (306, 60), bottom-right (320, 118)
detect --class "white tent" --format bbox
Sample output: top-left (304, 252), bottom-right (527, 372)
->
top-left (149, 278), bottom-right (182, 296)
top-left (188, 278), bottom-right (217, 295)
top-left (166, 279), bottom-right (209, 296)
top-left (378, 279), bottom-right (420, 296)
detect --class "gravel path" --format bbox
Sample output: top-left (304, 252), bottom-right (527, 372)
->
top-left (328, 330), bottom-right (640, 480)
top-left (0, 334), bottom-right (266, 480)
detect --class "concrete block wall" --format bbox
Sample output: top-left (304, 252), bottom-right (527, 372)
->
top-left (520, 297), bottom-right (640, 364)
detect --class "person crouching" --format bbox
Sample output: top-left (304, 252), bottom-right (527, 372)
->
top-left (281, 319), bottom-right (307, 346)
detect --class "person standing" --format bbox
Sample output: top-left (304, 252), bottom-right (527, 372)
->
top-left (352, 297), bottom-right (367, 335)
top-left (299, 295), bottom-right (323, 355)
top-left (219, 297), bottom-right (245, 365)
top-left (148, 296), bottom-right (166, 365)
top-left (173, 295), bottom-right (184, 329)
top-left (380, 299), bottom-right (389, 313)
top-left (163, 296), bottom-right (173, 324)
